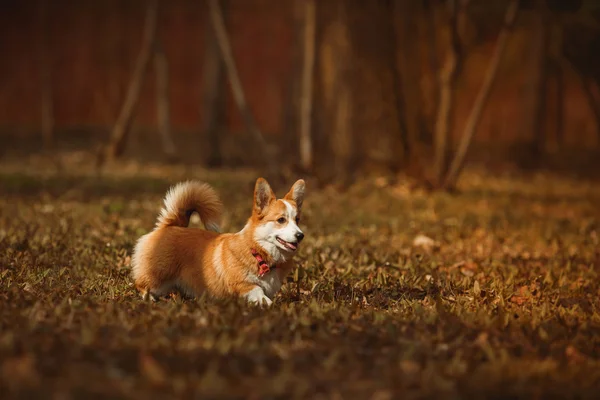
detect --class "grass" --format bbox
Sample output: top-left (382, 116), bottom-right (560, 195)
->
top-left (1, 157), bottom-right (600, 399)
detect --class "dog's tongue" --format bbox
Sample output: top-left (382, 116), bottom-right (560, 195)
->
top-left (277, 237), bottom-right (298, 250)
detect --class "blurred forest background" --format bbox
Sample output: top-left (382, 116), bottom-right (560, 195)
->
top-left (2, 3), bottom-right (600, 396)
top-left (1, 0), bottom-right (600, 189)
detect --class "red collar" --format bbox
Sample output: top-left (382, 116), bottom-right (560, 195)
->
top-left (251, 248), bottom-right (276, 277)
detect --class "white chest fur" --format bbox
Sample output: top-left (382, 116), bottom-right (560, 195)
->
top-left (256, 270), bottom-right (283, 299)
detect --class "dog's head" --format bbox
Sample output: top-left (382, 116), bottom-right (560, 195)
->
top-left (250, 178), bottom-right (305, 262)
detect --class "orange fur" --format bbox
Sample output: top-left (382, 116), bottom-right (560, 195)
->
top-left (155, 181), bottom-right (222, 230)
top-left (131, 178), bottom-right (305, 305)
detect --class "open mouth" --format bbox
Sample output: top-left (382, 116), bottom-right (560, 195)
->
top-left (276, 236), bottom-right (298, 251)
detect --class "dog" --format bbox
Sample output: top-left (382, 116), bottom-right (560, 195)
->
top-left (131, 177), bottom-right (305, 306)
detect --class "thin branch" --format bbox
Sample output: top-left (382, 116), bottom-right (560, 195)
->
top-left (103, 0), bottom-right (158, 161)
top-left (442, 0), bottom-right (519, 190)
top-left (388, 0), bottom-right (410, 161)
top-left (554, 60), bottom-right (564, 147)
top-left (201, 2), bottom-right (228, 167)
top-left (579, 78), bottom-right (600, 145)
top-left (206, 0), bottom-right (277, 174)
top-left (432, 0), bottom-right (461, 186)
top-left (561, 57), bottom-right (600, 146)
top-left (425, 0), bottom-right (440, 130)
top-left (530, 0), bottom-right (549, 156)
top-left (395, 0), bottom-right (428, 181)
top-left (299, 0), bottom-right (316, 172)
top-left (39, 0), bottom-right (53, 148)
top-left (154, 41), bottom-right (178, 161)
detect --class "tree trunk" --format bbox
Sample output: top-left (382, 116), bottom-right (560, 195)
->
top-left (39, 0), bottom-right (53, 148)
top-left (201, 0), bottom-right (228, 167)
top-left (442, 0), bottom-right (519, 190)
top-left (395, 0), bottom-right (428, 180)
top-left (554, 60), bottom-right (564, 148)
top-left (387, 0), bottom-right (410, 165)
top-left (154, 41), bottom-right (177, 161)
top-left (396, 1), bottom-right (423, 148)
top-left (318, 0), bottom-right (355, 186)
top-left (281, 1), bottom-right (302, 168)
top-left (580, 79), bottom-right (600, 146)
top-left (432, 0), bottom-right (461, 187)
top-left (561, 58), bottom-right (600, 147)
top-left (103, 0), bottom-right (158, 161)
top-left (206, 0), bottom-right (278, 176)
top-left (299, 0), bottom-right (316, 172)
top-left (425, 0), bottom-right (440, 133)
top-left (526, 0), bottom-right (548, 158)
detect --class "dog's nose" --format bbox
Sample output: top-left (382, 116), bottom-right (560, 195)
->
top-left (295, 232), bottom-right (304, 242)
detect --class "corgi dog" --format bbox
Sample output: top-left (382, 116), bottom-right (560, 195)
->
top-left (131, 178), bottom-right (305, 306)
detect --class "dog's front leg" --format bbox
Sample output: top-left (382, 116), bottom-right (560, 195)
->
top-left (244, 286), bottom-right (273, 307)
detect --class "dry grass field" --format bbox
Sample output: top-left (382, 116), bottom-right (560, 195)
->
top-left (1, 156), bottom-right (599, 399)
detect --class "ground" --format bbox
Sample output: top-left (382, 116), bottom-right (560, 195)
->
top-left (1, 154), bottom-right (599, 399)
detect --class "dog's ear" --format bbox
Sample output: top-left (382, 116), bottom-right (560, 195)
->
top-left (284, 179), bottom-right (305, 209)
top-left (254, 177), bottom-right (276, 215)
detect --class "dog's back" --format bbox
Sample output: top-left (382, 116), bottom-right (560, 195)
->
top-left (131, 181), bottom-right (223, 300)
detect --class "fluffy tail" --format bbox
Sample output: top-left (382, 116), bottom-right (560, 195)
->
top-left (156, 181), bottom-right (223, 231)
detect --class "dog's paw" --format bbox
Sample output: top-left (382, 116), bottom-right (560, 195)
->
top-left (245, 287), bottom-right (273, 307)
top-left (257, 295), bottom-right (273, 307)
top-left (141, 290), bottom-right (159, 302)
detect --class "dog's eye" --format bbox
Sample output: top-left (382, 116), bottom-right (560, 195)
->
top-left (295, 217), bottom-right (300, 224)
top-left (277, 217), bottom-right (286, 224)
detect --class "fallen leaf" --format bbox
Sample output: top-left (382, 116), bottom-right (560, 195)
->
top-left (449, 261), bottom-right (466, 270)
top-left (1, 354), bottom-right (40, 389)
top-left (461, 268), bottom-right (475, 277)
top-left (510, 286), bottom-right (530, 305)
top-left (565, 346), bottom-right (587, 364)
top-left (399, 360), bottom-right (420, 375)
top-left (412, 234), bottom-right (436, 251)
top-left (22, 283), bottom-right (35, 294)
top-left (374, 176), bottom-right (389, 188)
top-left (460, 261), bottom-right (479, 277)
top-left (139, 353), bottom-right (167, 387)
top-left (475, 332), bottom-right (489, 346)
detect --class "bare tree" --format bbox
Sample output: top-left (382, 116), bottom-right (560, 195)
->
top-left (102, 0), bottom-right (158, 162)
top-left (442, 0), bottom-right (519, 190)
top-left (527, 0), bottom-right (549, 157)
top-left (432, 0), bottom-right (463, 187)
top-left (299, 0), bottom-right (316, 172)
top-left (386, 1), bottom-right (410, 163)
top-left (531, 0), bottom-right (549, 154)
top-left (39, 0), bottom-right (53, 148)
top-left (560, 57), bottom-right (600, 146)
top-left (554, 61), bottom-right (565, 147)
top-left (396, 1), bottom-right (425, 152)
top-left (201, 0), bottom-right (228, 167)
top-left (154, 41), bottom-right (177, 161)
top-left (206, 0), bottom-right (278, 175)
top-left (425, 0), bottom-right (440, 133)
top-left (318, 0), bottom-right (355, 186)
top-left (282, 0), bottom-right (304, 167)
top-left (579, 78), bottom-right (600, 145)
